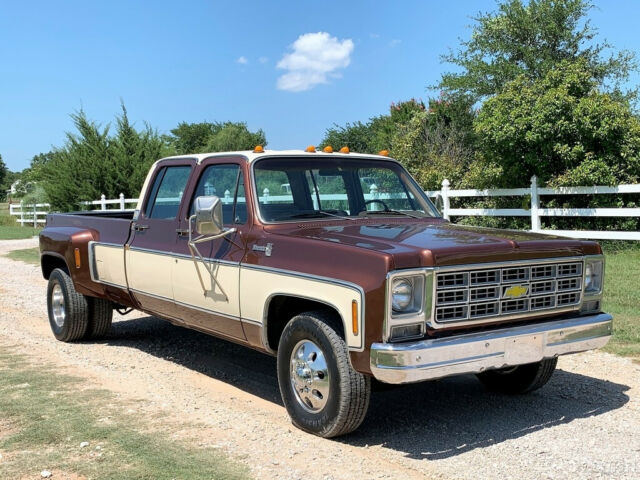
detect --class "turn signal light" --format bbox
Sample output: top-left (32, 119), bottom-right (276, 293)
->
top-left (351, 300), bottom-right (359, 335)
top-left (253, 145), bottom-right (264, 153)
top-left (305, 145), bottom-right (316, 152)
top-left (74, 248), bottom-right (81, 269)
top-left (339, 146), bottom-right (350, 153)
top-left (378, 149), bottom-right (389, 157)
top-left (323, 145), bottom-right (333, 153)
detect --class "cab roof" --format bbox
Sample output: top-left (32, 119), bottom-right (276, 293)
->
top-left (159, 149), bottom-right (395, 164)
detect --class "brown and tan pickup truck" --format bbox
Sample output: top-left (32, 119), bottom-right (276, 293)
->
top-left (39, 148), bottom-right (612, 437)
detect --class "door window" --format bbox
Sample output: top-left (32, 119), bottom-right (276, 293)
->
top-left (190, 164), bottom-right (246, 225)
top-left (146, 166), bottom-right (192, 219)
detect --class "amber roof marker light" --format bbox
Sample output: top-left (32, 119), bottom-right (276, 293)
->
top-left (323, 145), bottom-right (334, 153)
top-left (378, 149), bottom-right (389, 157)
top-left (253, 145), bottom-right (264, 153)
top-left (339, 146), bottom-right (350, 153)
top-left (305, 145), bottom-right (317, 152)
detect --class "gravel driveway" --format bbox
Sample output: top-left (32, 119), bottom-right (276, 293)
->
top-left (1, 238), bottom-right (639, 480)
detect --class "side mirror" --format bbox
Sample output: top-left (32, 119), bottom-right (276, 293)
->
top-left (194, 195), bottom-right (224, 235)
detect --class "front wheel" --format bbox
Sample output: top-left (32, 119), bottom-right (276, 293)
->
top-left (277, 311), bottom-right (371, 438)
top-left (476, 357), bottom-right (558, 394)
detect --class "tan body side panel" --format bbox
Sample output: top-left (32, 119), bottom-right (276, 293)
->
top-left (239, 267), bottom-right (364, 351)
top-left (172, 258), bottom-right (240, 318)
top-left (126, 249), bottom-right (174, 300)
top-left (93, 244), bottom-right (127, 287)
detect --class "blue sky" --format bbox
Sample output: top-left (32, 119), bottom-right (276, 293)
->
top-left (1, 0), bottom-right (639, 172)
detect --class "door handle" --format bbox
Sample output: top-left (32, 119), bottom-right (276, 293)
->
top-left (133, 224), bottom-right (149, 232)
top-left (176, 229), bottom-right (189, 237)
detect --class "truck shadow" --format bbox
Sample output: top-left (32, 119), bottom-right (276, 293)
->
top-left (105, 315), bottom-right (630, 460)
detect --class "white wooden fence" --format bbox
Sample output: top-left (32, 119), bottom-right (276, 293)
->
top-left (7, 179), bottom-right (640, 240)
top-left (425, 176), bottom-right (640, 241)
top-left (8, 193), bottom-right (138, 226)
top-left (8, 203), bottom-right (50, 226)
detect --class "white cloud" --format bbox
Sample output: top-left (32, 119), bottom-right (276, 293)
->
top-left (389, 39), bottom-right (401, 48)
top-left (259, 56), bottom-right (268, 64)
top-left (276, 32), bottom-right (354, 92)
top-left (236, 56), bottom-right (248, 65)
top-left (369, 33), bottom-right (380, 39)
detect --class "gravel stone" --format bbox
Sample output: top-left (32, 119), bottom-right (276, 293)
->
top-left (1, 237), bottom-right (639, 480)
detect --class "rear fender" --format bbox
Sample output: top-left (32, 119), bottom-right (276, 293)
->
top-left (39, 227), bottom-right (104, 297)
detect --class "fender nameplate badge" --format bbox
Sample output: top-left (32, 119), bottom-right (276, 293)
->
top-left (252, 243), bottom-right (273, 256)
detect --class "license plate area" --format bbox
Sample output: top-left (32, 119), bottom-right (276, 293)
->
top-left (504, 334), bottom-right (544, 364)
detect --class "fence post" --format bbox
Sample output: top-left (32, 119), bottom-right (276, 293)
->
top-left (369, 184), bottom-right (380, 211)
top-left (224, 189), bottom-right (231, 204)
top-left (100, 194), bottom-right (106, 211)
top-left (20, 201), bottom-right (24, 226)
top-left (119, 193), bottom-right (125, 210)
top-left (263, 187), bottom-right (269, 204)
top-left (441, 179), bottom-right (451, 221)
top-left (530, 175), bottom-right (540, 232)
top-left (33, 203), bottom-right (37, 227)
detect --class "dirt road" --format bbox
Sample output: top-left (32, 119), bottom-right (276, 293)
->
top-left (1, 238), bottom-right (639, 480)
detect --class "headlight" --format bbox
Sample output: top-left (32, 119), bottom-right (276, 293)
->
top-left (584, 258), bottom-right (604, 295)
top-left (392, 279), bottom-right (413, 312)
top-left (386, 271), bottom-right (430, 342)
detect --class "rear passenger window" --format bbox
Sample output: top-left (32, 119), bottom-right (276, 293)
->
top-left (146, 166), bottom-right (192, 219)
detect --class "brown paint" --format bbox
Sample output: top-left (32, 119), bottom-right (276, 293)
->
top-left (39, 155), bottom-right (605, 376)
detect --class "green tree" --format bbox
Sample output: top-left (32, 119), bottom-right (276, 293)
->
top-left (392, 95), bottom-right (498, 190)
top-left (112, 104), bottom-right (172, 196)
top-left (439, 0), bottom-right (636, 101)
top-left (0, 154), bottom-right (7, 199)
top-left (319, 99), bottom-right (426, 154)
top-left (320, 121), bottom-right (377, 154)
top-left (168, 121), bottom-right (266, 154)
top-left (39, 107), bottom-right (173, 211)
top-left (203, 122), bottom-right (266, 152)
top-left (39, 111), bottom-right (112, 211)
top-left (475, 59), bottom-right (640, 187)
top-left (168, 122), bottom-right (222, 154)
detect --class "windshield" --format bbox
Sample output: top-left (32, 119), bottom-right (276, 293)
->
top-left (253, 157), bottom-right (439, 222)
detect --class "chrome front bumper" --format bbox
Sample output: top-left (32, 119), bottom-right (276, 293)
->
top-left (370, 313), bottom-right (613, 384)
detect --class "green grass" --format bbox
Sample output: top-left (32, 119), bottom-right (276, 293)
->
top-left (0, 203), bottom-right (40, 239)
top-left (0, 348), bottom-right (249, 480)
top-left (602, 246), bottom-right (640, 359)
top-left (0, 225), bottom-right (40, 239)
top-left (5, 247), bottom-right (40, 264)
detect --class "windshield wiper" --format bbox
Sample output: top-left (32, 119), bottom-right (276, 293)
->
top-left (275, 210), bottom-right (355, 221)
top-left (358, 209), bottom-right (423, 219)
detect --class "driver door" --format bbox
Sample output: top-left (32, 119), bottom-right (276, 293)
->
top-left (171, 159), bottom-right (248, 339)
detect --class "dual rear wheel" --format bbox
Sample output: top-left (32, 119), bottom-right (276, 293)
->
top-left (47, 268), bottom-right (113, 342)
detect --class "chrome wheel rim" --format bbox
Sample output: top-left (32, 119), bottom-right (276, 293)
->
top-left (290, 340), bottom-right (330, 413)
top-left (51, 284), bottom-right (66, 328)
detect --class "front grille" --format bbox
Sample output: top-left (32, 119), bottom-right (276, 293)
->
top-left (435, 260), bottom-right (583, 325)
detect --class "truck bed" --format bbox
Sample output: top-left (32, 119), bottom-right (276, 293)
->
top-left (44, 211), bottom-right (134, 245)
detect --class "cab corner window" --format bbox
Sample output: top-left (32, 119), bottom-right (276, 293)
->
top-left (146, 166), bottom-right (192, 220)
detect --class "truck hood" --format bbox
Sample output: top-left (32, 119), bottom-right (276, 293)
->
top-left (267, 218), bottom-right (600, 268)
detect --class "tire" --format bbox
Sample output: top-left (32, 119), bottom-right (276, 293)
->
top-left (47, 268), bottom-right (89, 342)
top-left (476, 357), bottom-right (558, 394)
top-left (277, 311), bottom-right (371, 438)
top-left (85, 297), bottom-right (113, 339)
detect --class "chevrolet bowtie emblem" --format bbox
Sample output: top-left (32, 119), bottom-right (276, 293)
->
top-left (503, 285), bottom-right (528, 299)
